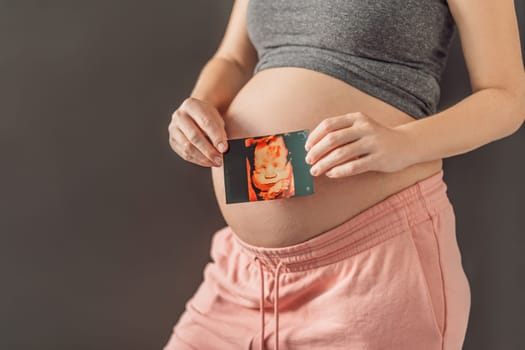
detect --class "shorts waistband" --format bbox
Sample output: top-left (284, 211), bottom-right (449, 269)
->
top-left (232, 169), bottom-right (450, 273)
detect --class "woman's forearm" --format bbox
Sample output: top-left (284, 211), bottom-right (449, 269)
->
top-left (189, 56), bottom-right (253, 115)
top-left (395, 86), bottom-right (525, 165)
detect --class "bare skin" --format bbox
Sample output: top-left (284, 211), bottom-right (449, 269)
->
top-left (211, 67), bottom-right (442, 247)
top-left (168, 0), bottom-right (525, 248)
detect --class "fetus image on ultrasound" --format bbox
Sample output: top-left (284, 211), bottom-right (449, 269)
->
top-left (245, 135), bottom-right (295, 201)
top-left (223, 129), bottom-right (314, 204)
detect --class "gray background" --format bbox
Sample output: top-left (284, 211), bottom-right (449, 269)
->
top-left (1, 1), bottom-right (524, 349)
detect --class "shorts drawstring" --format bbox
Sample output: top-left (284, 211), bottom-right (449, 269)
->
top-left (254, 256), bottom-right (285, 350)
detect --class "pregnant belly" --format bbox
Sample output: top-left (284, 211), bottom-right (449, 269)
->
top-left (211, 67), bottom-right (442, 248)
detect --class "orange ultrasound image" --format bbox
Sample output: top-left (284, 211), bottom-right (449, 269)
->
top-left (245, 135), bottom-right (295, 201)
top-left (222, 129), bottom-right (314, 204)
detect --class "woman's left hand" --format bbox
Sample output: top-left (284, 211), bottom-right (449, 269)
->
top-left (304, 112), bottom-right (417, 178)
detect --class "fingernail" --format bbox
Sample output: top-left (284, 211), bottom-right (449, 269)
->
top-left (218, 141), bottom-right (226, 153)
top-left (310, 167), bottom-right (317, 176)
top-left (214, 156), bottom-right (222, 166)
top-left (304, 143), bottom-right (309, 151)
top-left (305, 155), bottom-right (311, 164)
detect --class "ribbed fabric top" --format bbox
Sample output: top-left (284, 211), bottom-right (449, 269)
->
top-left (246, 0), bottom-right (456, 119)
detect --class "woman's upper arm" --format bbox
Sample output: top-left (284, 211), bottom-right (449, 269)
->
top-left (447, 0), bottom-right (525, 97)
top-left (213, 0), bottom-right (258, 77)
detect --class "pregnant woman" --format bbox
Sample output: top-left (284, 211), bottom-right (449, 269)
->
top-left (165, 0), bottom-right (525, 349)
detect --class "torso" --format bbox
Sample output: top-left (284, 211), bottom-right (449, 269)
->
top-left (211, 67), bottom-right (442, 248)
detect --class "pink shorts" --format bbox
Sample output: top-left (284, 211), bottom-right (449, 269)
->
top-left (163, 169), bottom-right (471, 350)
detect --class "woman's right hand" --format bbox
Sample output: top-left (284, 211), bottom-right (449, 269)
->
top-left (168, 97), bottom-right (229, 167)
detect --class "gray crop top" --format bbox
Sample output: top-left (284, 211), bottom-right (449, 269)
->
top-left (246, 0), bottom-right (456, 119)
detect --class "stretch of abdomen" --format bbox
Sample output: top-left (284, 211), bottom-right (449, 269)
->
top-left (211, 67), bottom-right (442, 248)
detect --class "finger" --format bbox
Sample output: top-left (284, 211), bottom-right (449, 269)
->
top-left (305, 114), bottom-right (356, 152)
top-left (176, 111), bottom-right (224, 165)
top-left (309, 138), bottom-right (369, 176)
top-left (170, 127), bottom-right (216, 167)
top-left (169, 126), bottom-right (218, 167)
top-left (325, 153), bottom-right (374, 178)
top-left (180, 98), bottom-right (229, 153)
top-left (305, 126), bottom-right (363, 165)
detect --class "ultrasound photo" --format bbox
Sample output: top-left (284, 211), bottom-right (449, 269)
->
top-left (222, 129), bottom-right (315, 204)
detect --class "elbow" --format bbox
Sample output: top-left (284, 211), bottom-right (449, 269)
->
top-left (507, 75), bottom-right (525, 135)
top-left (518, 74), bottom-right (525, 123)
top-left (515, 81), bottom-right (525, 133)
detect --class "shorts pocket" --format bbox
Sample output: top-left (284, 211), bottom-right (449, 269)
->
top-left (406, 214), bottom-right (446, 339)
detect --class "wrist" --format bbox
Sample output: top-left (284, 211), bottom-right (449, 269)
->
top-left (394, 121), bottom-right (425, 167)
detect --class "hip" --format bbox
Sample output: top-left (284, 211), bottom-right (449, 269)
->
top-left (166, 166), bottom-right (471, 349)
